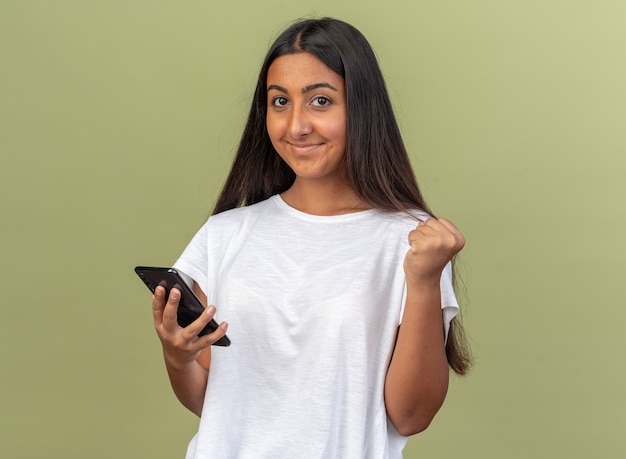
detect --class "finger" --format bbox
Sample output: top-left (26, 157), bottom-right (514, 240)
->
top-left (407, 220), bottom-right (434, 245)
top-left (162, 287), bottom-right (182, 332)
top-left (437, 217), bottom-right (460, 234)
top-left (151, 285), bottom-right (167, 327)
top-left (182, 305), bottom-right (229, 347)
top-left (415, 217), bottom-right (433, 231)
top-left (438, 218), bottom-right (466, 248)
top-left (197, 320), bottom-right (229, 348)
top-left (181, 304), bottom-right (218, 339)
top-left (415, 218), bottom-right (460, 240)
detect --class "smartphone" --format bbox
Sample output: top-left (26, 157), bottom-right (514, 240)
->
top-left (134, 266), bottom-right (231, 347)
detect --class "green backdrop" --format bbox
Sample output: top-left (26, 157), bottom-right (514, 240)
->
top-left (2, 1), bottom-right (625, 458)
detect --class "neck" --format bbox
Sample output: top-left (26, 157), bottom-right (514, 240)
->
top-left (281, 179), bottom-right (369, 216)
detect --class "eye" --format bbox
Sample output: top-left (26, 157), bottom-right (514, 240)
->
top-left (311, 96), bottom-right (331, 107)
top-left (271, 96), bottom-right (289, 107)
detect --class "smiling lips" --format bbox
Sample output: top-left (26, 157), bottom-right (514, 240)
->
top-left (286, 141), bottom-right (323, 154)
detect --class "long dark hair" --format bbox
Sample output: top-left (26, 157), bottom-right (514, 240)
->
top-left (213, 17), bottom-right (471, 375)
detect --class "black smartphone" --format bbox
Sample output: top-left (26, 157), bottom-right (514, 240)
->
top-left (134, 266), bottom-right (231, 347)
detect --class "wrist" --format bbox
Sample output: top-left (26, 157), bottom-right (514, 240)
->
top-left (163, 351), bottom-right (199, 372)
top-left (404, 275), bottom-right (442, 312)
top-left (405, 273), bottom-right (440, 290)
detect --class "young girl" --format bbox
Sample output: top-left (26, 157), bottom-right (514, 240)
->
top-left (151, 17), bottom-right (471, 459)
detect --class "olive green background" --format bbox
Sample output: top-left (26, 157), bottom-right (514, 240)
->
top-left (1, 1), bottom-right (624, 458)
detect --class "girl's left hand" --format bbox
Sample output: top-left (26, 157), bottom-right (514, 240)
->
top-left (404, 218), bottom-right (465, 284)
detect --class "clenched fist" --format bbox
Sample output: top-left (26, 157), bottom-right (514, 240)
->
top-left (404, 218), bottom-right (465, 284)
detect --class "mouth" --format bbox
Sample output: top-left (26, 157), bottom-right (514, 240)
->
top-left (286, 142), bottom-right (322, 154)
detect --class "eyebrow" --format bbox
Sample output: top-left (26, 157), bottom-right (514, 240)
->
top-left (267, 82), bottom-right (338, 94)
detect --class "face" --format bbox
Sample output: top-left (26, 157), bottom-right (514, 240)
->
top-left (266, 52), bottom-right (347, 184)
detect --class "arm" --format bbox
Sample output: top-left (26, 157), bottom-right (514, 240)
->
top-left (151, 283), bottom-right (227, 417)
top-left (384, 218), bottom-right (464, 436)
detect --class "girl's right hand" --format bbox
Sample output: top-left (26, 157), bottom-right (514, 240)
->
top-left (151, 286), bottom-right (228, 370)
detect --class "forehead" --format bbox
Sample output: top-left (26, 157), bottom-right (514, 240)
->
top-left (267, 52), bottom-right (344, 89)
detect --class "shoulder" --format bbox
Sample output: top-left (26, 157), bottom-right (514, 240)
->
top-left (371, 208), bottom-right (431, 230)
top-left (196, 196), bottom-right (282, 244)
top-left (209, 196), bottom-right (279, 226)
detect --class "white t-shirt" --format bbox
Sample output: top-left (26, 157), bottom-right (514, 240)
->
top-left (173, 195), bottom-right (458, 459)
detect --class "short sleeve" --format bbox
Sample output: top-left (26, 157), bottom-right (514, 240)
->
top-left (440, 262), bottom-right (459, 342)
top-left (172, 222), bottom-right (210, 297)
top-left (399, 261), bottom-right (459, 343)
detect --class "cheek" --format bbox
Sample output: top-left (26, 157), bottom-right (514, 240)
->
top-left (266, 119), bottom-right (285, 158)
top-left (324, 117), bottom-right (347, 147)
top-left (266, 114), bottom-right (283, 143)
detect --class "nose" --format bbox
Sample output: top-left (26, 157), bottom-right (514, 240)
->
top-left (287, 104), bottom-right (312, 138)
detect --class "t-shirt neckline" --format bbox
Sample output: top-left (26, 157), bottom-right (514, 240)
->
top-left (272, 194), bottom-right (378, 222)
